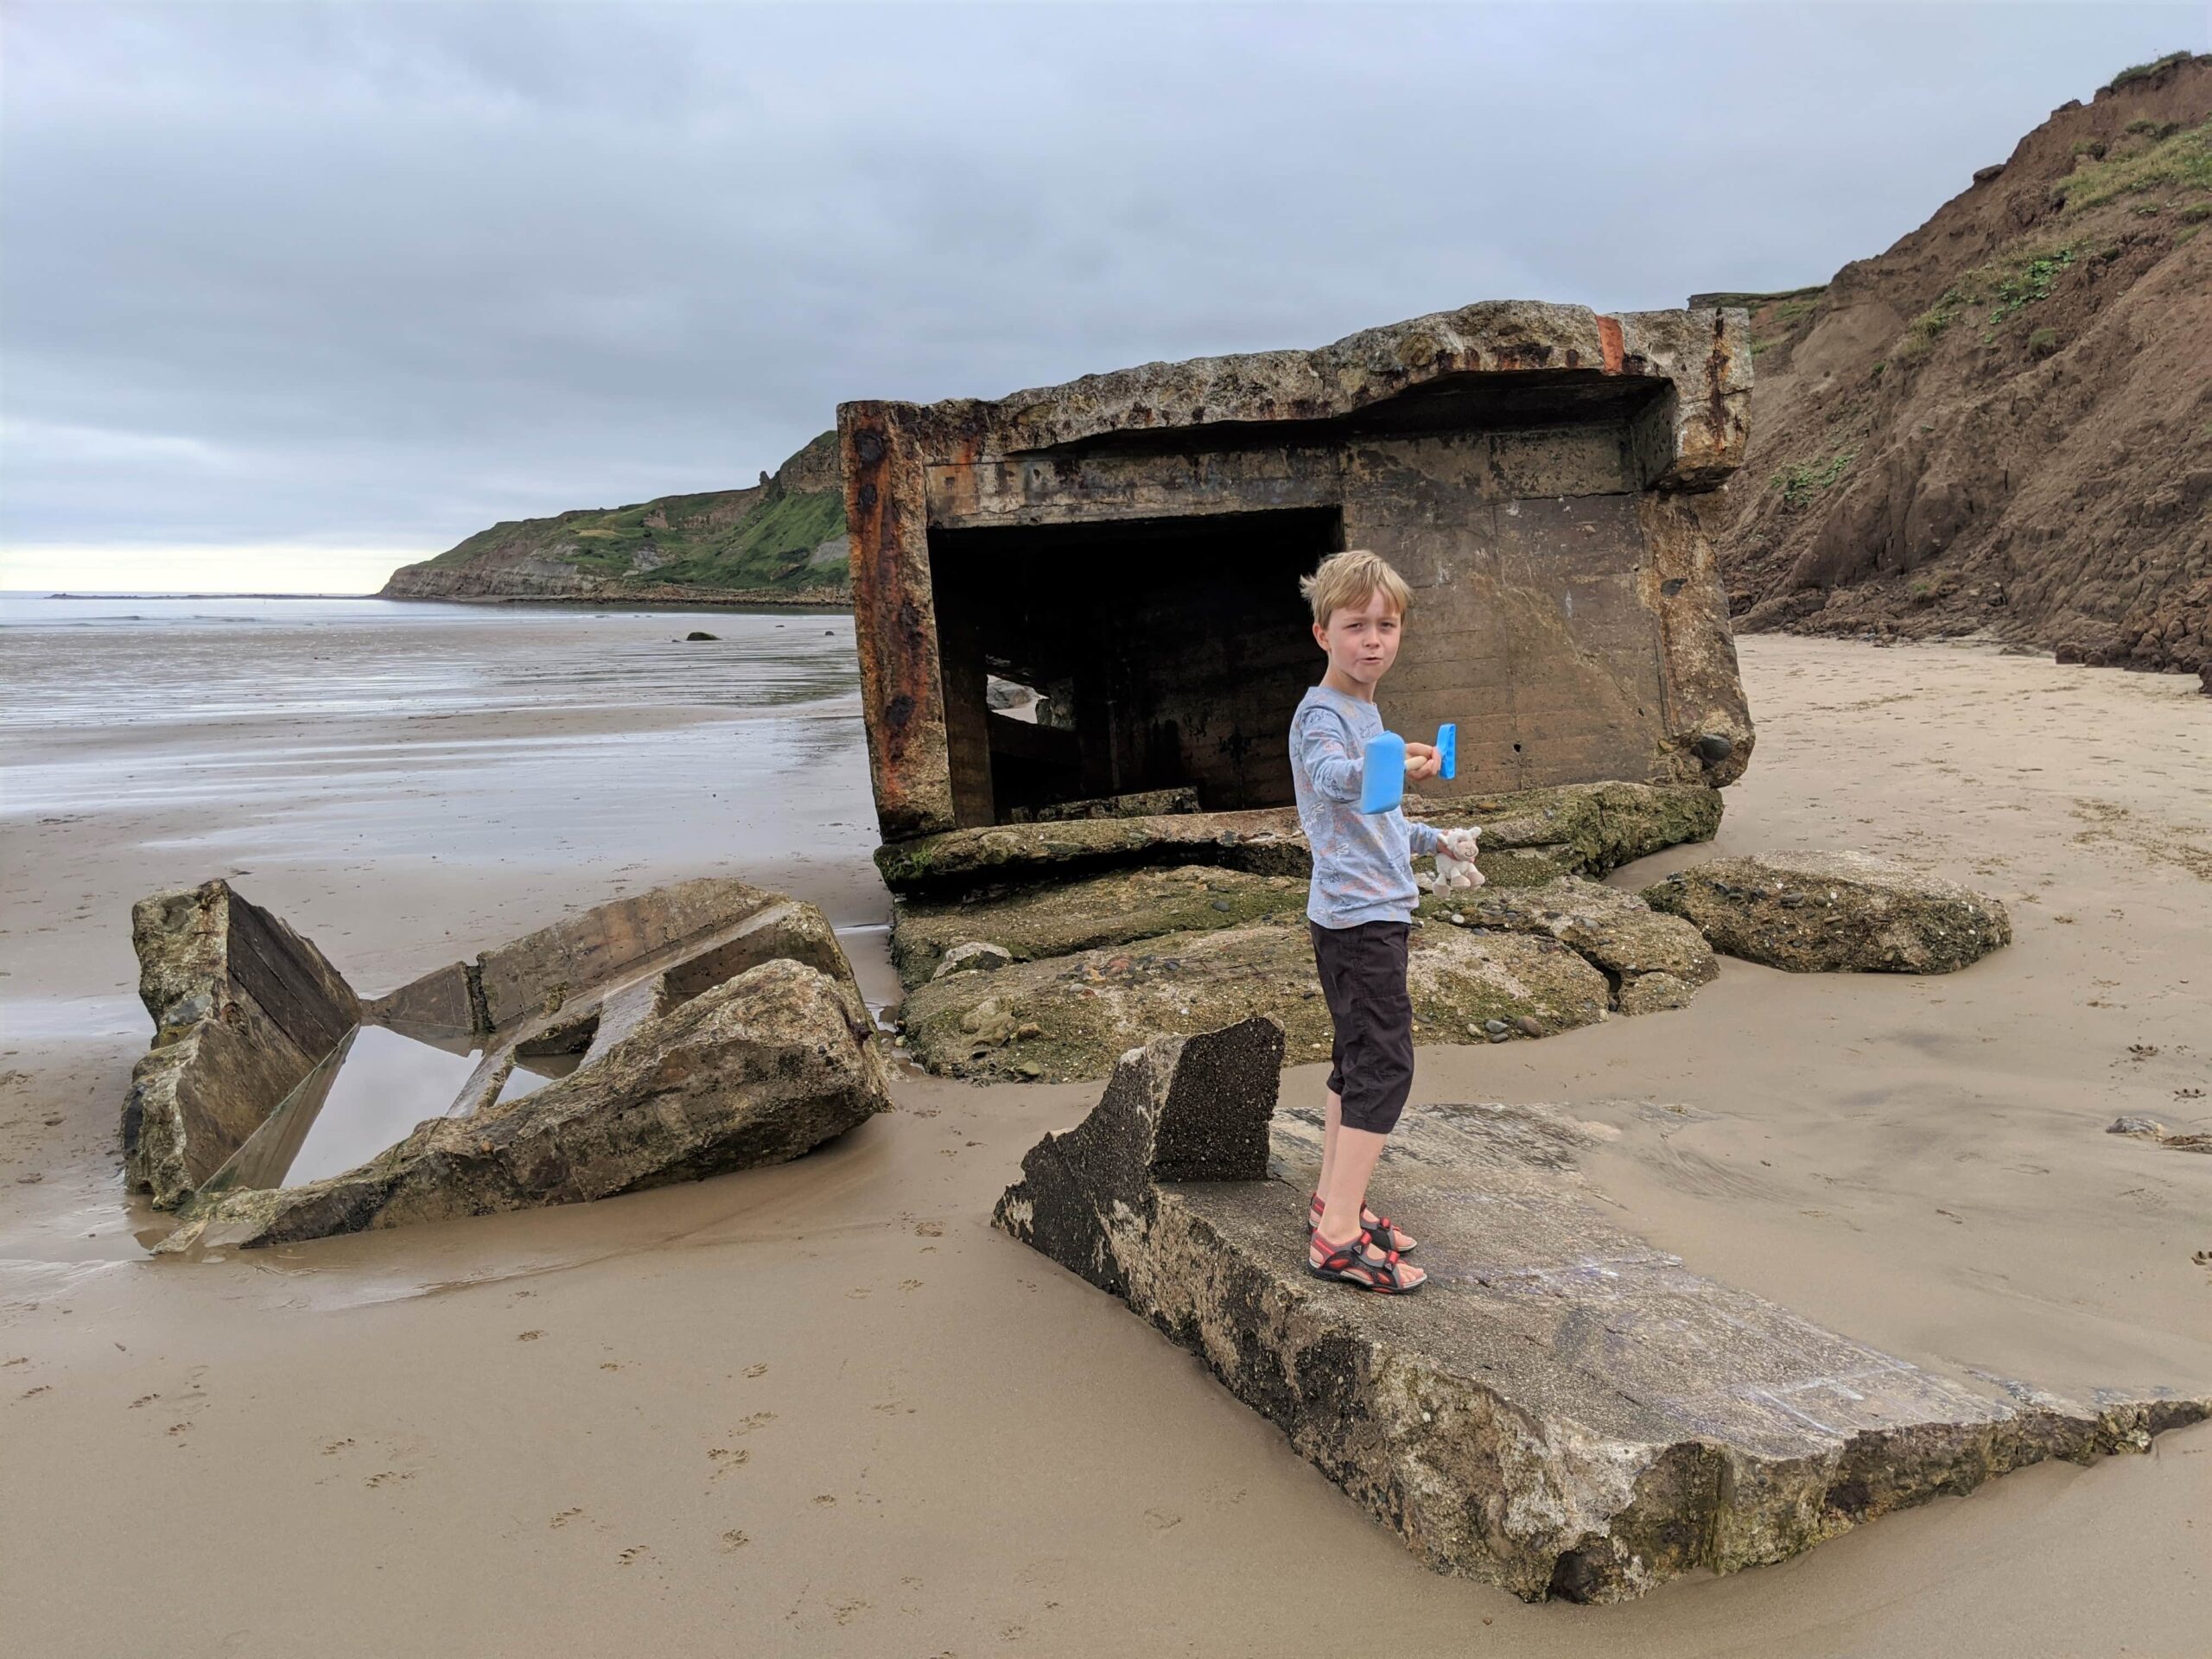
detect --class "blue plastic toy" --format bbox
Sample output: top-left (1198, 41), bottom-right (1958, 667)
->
top-left (1358, 722), bottom-right (1456, 814)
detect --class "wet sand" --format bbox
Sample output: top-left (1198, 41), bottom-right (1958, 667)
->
top-left (3, 618), bottom-right (2208, 1656)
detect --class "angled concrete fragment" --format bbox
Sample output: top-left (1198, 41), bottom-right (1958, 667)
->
top-left (995, 1024), bottom-right (2210, 1601)
top-left (899, 917), bottom-right (1609, 1084)
top-left (1644, 851), bottom-right (2011, 973)
top-left (123, 880), bottom-right (361, 1208)
top-left (161, 958), bottom-right (889, 1251)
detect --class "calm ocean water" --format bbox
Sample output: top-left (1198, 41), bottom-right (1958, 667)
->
top-left (0, 591), bottom-right (881, 895)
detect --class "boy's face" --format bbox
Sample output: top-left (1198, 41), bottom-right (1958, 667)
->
top-left (1313, 588), bottom-right (1404, 690)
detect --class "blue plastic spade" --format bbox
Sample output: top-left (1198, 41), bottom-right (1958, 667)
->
top-left (1358, 722), bottom-right (1456, 814)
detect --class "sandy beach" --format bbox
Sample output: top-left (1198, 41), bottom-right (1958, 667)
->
top-left (3, 608), bottom-right (2207, 1657)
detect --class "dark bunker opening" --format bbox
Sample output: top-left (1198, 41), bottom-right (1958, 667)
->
top-left (925, 506), bottom-right (1343, 824)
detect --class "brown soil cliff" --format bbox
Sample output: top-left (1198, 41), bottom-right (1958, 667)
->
top-left (1707, 53), bottom-right (2211, 680)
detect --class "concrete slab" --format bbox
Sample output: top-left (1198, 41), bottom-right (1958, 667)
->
top-left (995, 1020), bottom-right (2211, 1600)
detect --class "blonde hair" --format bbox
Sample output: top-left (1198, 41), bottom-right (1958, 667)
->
top-left (1300, 549), bottom-right (1411, 627)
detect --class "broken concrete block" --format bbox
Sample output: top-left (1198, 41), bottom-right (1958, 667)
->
top-left (899, 917), bottom-right (1609, 1084)
top-left (161, 957), bottom-right (889, 1252)
top-left (1644, 852), bottom-right (2012, 973)
top-left (1411, 782), bottom-right (1724, 889)
top-left (123, 880), bottom-right (361, 1208)
top-left (893, 865), bottom-right (1306, 988)
top-left (1423, 874), bottom-right (1717, 1013)
top-left (874, 809), bottom-right (1309, 895)
top-left (995, 1024), bottom-right (2210, 1601)
top-left (876, 782), bottom-right (1722, 900)
top-left (135, 878), bottom-right (885, 1249)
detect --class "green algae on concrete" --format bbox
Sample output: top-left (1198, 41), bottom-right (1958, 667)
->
top-left (890, 864), bottom-right (1307, 989)
top-left (1412, 780), bottom-right (1724, 888)
top-left (875, 781), bottom-right (1722, 898)
top-left (897, 915), bottom-right (1610, 1084)
top-left (1418, 874), bottom-right (1718, 1010)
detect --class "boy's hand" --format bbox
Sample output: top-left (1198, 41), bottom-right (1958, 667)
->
top-left (1403, 741), bottom-right (1443, 782)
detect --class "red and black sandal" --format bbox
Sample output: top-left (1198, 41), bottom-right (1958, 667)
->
top-left (1309, 1193), bottom-right (1417, 1254)
top-left (1307, 1230), bottom-right (1426, 1294)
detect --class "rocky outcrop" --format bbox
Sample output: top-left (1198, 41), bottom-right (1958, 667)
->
top-left (995, 1020), bottom-right (2212, 1601)
top-left (1644, 851), bottom-right (2011, 973)
top-left (380, 430), bottom-right (849, 606)
top-left (898, 914), bottom-right (1610, 1084)
top-left (160, 957), bottom-right (889, 1252)
top-left (1410, 782), bottom-right (1725, 889)
top-left (1711, 54), bottom-right (2212, 675)
top-left (124, 880), bottom-right (360, 1209)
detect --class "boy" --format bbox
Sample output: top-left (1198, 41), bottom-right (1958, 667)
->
top-left (1291, 550), bottom-right (1481, 1294)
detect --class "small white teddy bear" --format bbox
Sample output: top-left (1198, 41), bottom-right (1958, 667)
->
top-left (1428, 826), bottom-right (1485, 892)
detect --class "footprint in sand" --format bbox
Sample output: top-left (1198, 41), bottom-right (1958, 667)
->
top-left (20, 1385), bottom-right (51, 1399)
top-left (744, 1363), bottom-right (768, 1379)
top-left (720, 1529), bottom-right (750, 1550)
top-left (812, 1494), bottom-right (836, 1507)
top-left (550, 1508), bottom-right (583, 1529)
top-left (831, 1599), bottom-right (870, 1625)
top-left (516, 1330), bottom-right (544, 1342)
top-left (735, 1412), bottom-right (775, 1433)
top-left (365, 1470), bottom-right (413, 1489)
top-left (616, 1545), bottom-right (649, 1567)
top-left (166, 1421), bottom-right (192, 1436)
top-left (708, 1447), bottom-right (750, 1471)
top-left (914, 1221), bottom-right (943, 1237)
top-left (1145, 1508), bottom-right (1182, 1530)
top-left (130, 1393), bottom-right (159, 1408)
top-left (899, 1279), bottom-right (923, 1293)
top-left (321, 1438), bottom-right (354, 1455)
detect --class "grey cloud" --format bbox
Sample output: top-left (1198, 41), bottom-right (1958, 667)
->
top-left (2, 2), bottom-right (2200, 573)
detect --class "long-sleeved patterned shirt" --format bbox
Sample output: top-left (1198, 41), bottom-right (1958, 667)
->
top-left (1289, 684), bottom-right (1441, 930)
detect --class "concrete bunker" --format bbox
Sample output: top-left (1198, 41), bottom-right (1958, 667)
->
top-left (842, 301), bottom-right (1758, 846)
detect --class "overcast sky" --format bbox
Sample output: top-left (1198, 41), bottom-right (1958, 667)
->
top-left (3, 2), bottom-right (2202, 592)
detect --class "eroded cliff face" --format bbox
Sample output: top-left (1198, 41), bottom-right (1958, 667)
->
top-left (379, 429), bottom-right (849, 605)
top-left (1707, 54), bottom-right (2211, 678)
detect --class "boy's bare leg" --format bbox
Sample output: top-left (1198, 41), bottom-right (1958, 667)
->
top-left (1312, 1126), bottom-right (1424, 1287)
top-left (1317, 1088), bottom-right (1343, 1198)
top-left (1313, 1089), bottom-right (1415, 1249)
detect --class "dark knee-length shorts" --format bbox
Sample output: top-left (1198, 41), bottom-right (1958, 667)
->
top-left (1311, 919), bottom-right (1414, 1135)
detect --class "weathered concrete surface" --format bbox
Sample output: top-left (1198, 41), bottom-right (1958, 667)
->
top-left (161, 958), bottom-right (889, 1252)
top-left (123, 880), bottom-right (361, 1208)
top-left (995, 1022), bottom-right (2211, 1601)
top-left (877, 781), bottom-right (1721, 898)
top-left (1644, 851), bottom-right (2012, 974)
top-left (899, 916), bottom-right (1609, 1084)
top-left (143, 880), bottom-right (885, 1247)
top-left (892, 865), bottom-right (1306, 988)
top-left (1410, 781), bottom-right (1725, 889)
top-left (844, 301), bottom-right (1754, 842)
top-left (874, 808), bottom-right (1308, 894)
top-left (1419, 875), bottom-right (1717, 1012)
